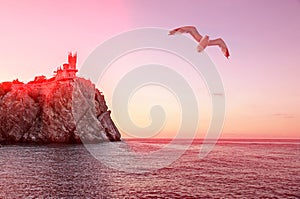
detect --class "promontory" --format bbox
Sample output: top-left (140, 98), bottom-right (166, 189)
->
top-left (0, 53), bottom-right (121, 144)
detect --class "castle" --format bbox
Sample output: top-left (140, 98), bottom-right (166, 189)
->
top-left (12, 52), bottom-right (79, 85)
top-left (54, 52), bottom-right (78, 80)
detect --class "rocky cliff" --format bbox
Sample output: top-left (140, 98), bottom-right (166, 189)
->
top-left (0, 77), bottom-right (121, 144)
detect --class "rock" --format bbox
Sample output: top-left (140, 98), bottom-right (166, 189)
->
top-left (0, 77), bottom-right (121, 144)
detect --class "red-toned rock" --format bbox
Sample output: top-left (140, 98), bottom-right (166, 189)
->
top-left (0, 77), bottom-right (121, 144)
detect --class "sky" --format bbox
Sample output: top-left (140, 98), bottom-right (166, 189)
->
top-left (0, 0), bottom-right (299, 139)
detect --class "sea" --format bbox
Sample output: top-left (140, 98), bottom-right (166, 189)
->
top-left (0, 139), bottom-right (299, 198)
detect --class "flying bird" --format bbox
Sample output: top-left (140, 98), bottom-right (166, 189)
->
top-left (169, 26), bottom-right (230, 59)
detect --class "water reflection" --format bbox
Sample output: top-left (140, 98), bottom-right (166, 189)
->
top-left (0, 140), bottom-right (299, 198)
top-left (0, 145), bottom-right (112, 198)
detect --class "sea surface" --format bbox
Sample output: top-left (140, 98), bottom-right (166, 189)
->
top-left (0, 139), bottom-right (299, 198)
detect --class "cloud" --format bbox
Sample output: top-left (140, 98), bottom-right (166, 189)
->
top-left (272, 113), bottom-right (295, 119)
top-left (212, 93), bottom-right (224, 96)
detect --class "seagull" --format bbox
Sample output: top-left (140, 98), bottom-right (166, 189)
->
top-left (169, 26), bottom-right (230, 59)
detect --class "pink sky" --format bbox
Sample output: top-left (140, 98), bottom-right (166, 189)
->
top-left (0, 0), bottom-right (299, 139)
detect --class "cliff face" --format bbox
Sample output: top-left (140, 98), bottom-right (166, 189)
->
top-left (0, 77), bottom-right (121, 144)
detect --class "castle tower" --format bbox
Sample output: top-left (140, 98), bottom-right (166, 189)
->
top-left (54, 52), bottom-right (78, 80)
top-left (68, 52), bottom-right (77, 70)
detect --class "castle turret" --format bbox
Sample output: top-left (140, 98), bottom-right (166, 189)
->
top-left (68, 52), bottom-right (77, 70)
top-left (54, 52), bottom-right (78, 80)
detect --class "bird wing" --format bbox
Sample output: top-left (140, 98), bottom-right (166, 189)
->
top-left (169, 26), bottom-right (203, 42)
top-left (208, 38), bottom-right (230, 58)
